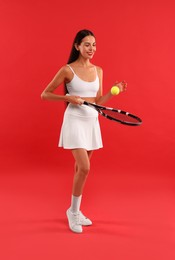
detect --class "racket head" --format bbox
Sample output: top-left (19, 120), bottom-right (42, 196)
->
top-left (83, 101), bottom-right (142, 126)
top-left (100, 108), bottom-right (142, 126)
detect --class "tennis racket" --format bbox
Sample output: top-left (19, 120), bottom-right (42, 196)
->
top-left (83, 101), bottom-right (142, 126)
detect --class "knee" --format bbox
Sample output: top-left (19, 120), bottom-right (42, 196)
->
top-left (79, 164), bottom-right (90, 177)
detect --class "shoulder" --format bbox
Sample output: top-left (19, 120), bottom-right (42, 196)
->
top-left (95, 65), bottom-right (103, 73)
top-left (60, 64), bottom-right (75, 82)
top-left (95, 65), bottom-right (103, 77)
top-left (59, 65), bottom-right (71, 74)
top-left (56, 65), bottom-right (72, 78)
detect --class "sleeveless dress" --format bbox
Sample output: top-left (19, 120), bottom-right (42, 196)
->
top-left (58, 65), bottom-right (103, 151)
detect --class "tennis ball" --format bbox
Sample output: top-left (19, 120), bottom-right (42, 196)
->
top-left (111, 86), bottom-right (120, 95)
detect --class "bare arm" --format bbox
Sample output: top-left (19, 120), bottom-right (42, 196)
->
top-left (41, 66), bottom-right (67, 101)
top-left (41, 66), bottom-right (82, 105)
top-left (95, 67), bottom-right (127, 105)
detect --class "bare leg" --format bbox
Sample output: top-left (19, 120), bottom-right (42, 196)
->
top-left (72, 149), bottom-right (93, 196)
top-left (66, 149), bottom-right (93, 232)
top-left (74, 150), bottom-right (93, 175)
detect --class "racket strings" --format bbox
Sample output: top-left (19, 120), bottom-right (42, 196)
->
top-left (102, 110), bottom-right (140, 123)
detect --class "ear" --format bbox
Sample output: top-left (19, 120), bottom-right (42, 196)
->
top-left (74, 43), bottom-right (79, 51)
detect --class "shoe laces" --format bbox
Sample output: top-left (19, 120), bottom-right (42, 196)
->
top-left (72, 211), bottom-right (81, 224)
top-left (79, 211), bottom-right (87, 219)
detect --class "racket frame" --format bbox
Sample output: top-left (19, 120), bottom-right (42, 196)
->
top-left (83, 101), bottom-right (142, 126)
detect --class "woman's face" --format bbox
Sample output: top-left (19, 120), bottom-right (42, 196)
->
top-left (76, 35), bottom-right (96, 59)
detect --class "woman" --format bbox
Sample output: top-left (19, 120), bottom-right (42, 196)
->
top-left (41, 29), bottom-right (127, 233)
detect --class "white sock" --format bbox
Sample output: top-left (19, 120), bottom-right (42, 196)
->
top-left (70, 195), bottom-right (82, 213)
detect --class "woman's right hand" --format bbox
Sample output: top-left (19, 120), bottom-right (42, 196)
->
top-left (65, 95), bottom-right (84, 105)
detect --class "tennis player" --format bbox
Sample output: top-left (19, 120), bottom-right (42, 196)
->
top-left (41, 29), bottom-right (127, 233)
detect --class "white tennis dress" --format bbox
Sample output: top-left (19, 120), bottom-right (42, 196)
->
top-left (58, 65), bottom-right (103, 151)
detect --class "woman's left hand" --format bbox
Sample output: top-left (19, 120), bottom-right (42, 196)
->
top-left (114, 80), bottom-right (127, 92)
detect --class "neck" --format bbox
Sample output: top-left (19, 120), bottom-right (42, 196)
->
top-left (76, 57), bottom-right (91, 67)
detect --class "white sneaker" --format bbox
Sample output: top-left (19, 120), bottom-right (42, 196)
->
top-left (66, 208), bottom-right (83, 233)
top-left (79, 211), bottom-right (92, 226)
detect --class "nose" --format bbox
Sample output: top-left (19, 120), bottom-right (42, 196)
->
top-left (90, 45), bottom-right (96, 52)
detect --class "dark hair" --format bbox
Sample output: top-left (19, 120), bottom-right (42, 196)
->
top-left (64, 29), bottom-right (95, 95)
top-left (67, 29), bottom-right (95, 64)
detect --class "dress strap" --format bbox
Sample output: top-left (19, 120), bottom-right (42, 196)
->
top-left (94, 66), bottom-right (98, 76)
top-left (67, 64), bottom-right (75, 74)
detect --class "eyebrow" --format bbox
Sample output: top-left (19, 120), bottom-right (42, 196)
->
top-left (82, 41), bottom-right (96, 44)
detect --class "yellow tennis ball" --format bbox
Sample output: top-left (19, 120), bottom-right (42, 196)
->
top-left (111, 86), bottom-right (120, 95)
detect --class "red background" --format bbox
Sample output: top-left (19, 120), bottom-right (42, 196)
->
top-left (0, 0), bottom-right (175, 259)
